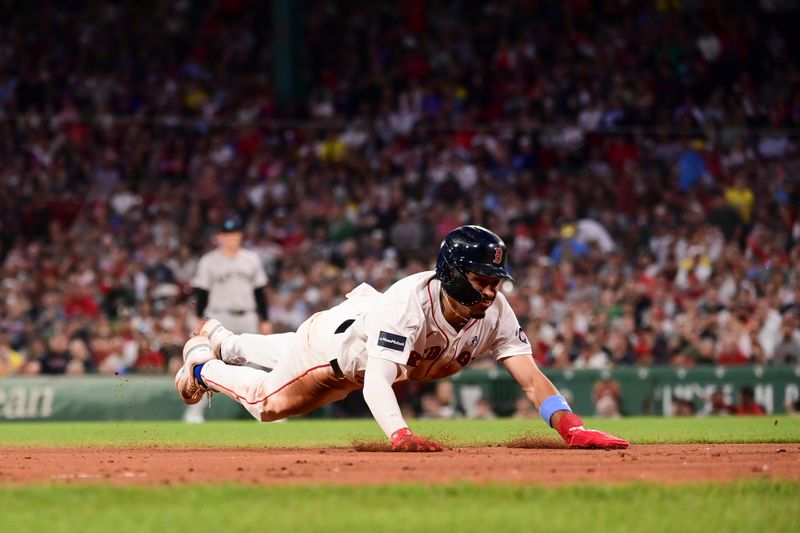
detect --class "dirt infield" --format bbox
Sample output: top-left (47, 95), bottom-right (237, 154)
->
top-left (1, 444), bottom-right (798, 486)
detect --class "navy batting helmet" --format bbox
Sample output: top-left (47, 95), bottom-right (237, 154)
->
top-left (435, 225), bottom-right (512, 306)
top-left (219, 215), bottom-right (244, 233)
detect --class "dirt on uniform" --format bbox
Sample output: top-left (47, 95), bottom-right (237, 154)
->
top-left (1, 443), bottom-right (798, 485)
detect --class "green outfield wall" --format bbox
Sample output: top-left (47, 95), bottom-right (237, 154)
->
top-left (0, 376), bottom-right (247, 421)
top-left (453, 365), bottom-right (800, 417)
top-left (0, 366), bottom-right (798, 421)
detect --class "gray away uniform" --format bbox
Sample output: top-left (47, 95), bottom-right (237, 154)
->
top-left (191, 248), bottom-right (268, 334)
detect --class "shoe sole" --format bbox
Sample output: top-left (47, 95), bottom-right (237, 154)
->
top-left (175, 366), bottom-right (204, 405)
top-left (177, 337), bottom-right (215, 404)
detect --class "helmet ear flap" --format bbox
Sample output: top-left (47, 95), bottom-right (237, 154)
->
top-left (436, 244), bottom-right (483, 306)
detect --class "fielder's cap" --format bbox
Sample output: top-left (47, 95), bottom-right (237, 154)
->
top-left (219, 215), bottom-right (244, 233)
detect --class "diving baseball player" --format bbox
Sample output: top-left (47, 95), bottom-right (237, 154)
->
top-left (176, 225), bottom-right (629, 451)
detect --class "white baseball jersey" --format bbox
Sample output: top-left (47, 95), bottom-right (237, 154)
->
top-left (320, 271), bottom-right (532, 383)
top-left (191, 249), bottom-right (267, 314)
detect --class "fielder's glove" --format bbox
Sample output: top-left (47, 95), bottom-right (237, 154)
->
top-left (556, 413), bottom-right (629, 449)
top-left (390, 428), bottom-right (443, 452)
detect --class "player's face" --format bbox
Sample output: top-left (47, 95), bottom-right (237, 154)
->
top-left (464, 271), bottom-right (502, 318)
top-left (217, 231), bottom-right (243, 251)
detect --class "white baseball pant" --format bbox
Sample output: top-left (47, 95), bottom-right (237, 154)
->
top-left (198, 313), bottom-right (360, 421)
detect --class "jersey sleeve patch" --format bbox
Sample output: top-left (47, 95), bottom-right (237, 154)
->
top-left (377, 331), bottom-right (407, 351)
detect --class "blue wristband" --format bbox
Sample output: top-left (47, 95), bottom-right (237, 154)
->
top-left (539, 394), bottom-right (572, 425)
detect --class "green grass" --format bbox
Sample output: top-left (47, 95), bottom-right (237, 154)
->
top-left (1, 417), bottom-right (798, 533)
top-left (0, 416), bottom-right (798, 447)
top-left (0, 481), bottom-right (798, 533)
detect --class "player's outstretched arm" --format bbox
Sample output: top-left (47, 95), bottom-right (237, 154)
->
top-left (502, 355), bottom-right (629, 449)
top-left (362, 356), bottom-right (443, 452)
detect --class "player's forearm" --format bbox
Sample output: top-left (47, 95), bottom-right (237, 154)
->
top-left (253, 286), bottom-right (269, 320)
top-left (525, 374), bottom-right (559, 410)
top-left (193, 288), bottom-right (209, 318)
top-left (503, 354), bottom-right (567, 425)
top-left (362, 356), bottom-right (408, 439)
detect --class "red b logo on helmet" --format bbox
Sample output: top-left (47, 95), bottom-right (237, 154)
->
top-left (493, 247), bottom-right (503, 264)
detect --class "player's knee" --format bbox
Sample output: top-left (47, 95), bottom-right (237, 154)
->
top-left (260, 411), bottom-right (285, 422)
top-left (260, 405), bottom-right (293, 422)
top-left (259, 399), bottom-right (291, 422)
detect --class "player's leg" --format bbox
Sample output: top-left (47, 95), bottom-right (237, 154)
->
top-left (219, 331), bottom-right (296, 369)
top-left (197, 317), bottom-right (293, 369)
top-left (198, 356), bottom-right (358, 421)
top-left (189, 310), bottom-right (359, 420)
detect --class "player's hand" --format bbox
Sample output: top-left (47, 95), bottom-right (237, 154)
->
top-left (556, 413), bottom-right (629, 449)
top-left (566, 427), bottom-right (629, 449)
top-left (390, 428), bottom-right (443, 452)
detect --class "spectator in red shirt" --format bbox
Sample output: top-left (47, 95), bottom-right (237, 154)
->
top-left (734, 386), bottom-right (767, 416)
top-left (706, 388), bottom-right (735, 416)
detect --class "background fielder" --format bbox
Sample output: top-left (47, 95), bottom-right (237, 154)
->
top-left (183, 215), bottom-right (271, 423)
top-left (176, 225), bottom-right (629, 450)
top-left (191, 216), bottom-right (271, 336)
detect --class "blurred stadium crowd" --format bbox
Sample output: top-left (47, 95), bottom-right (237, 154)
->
top-left (1, 0), bottom-right (799, 384)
